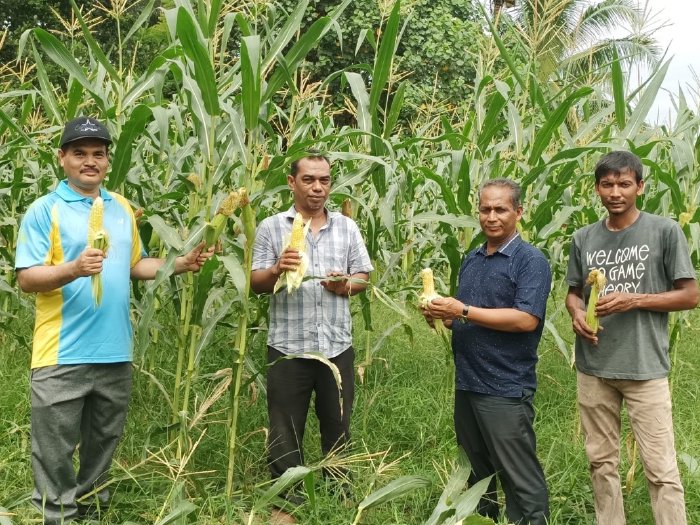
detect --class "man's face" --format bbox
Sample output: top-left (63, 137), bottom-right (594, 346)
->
top-left (595, 168), bottom-right (643, 217)
top-left (288, 157), bottom-right (331, 215)
top-left (478, 185), bottom-right (522, 245)
top-left (58, 139), bottom-right (109, 197)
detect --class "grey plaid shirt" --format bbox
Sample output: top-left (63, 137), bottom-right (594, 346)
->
top-left (252, 206), bottom-right (373, 358)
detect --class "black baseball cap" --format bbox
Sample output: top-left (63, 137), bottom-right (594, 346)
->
top-left (59, 116), bottom-right (112, 148)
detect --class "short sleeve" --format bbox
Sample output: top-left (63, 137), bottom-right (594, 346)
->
top-left (15, 200), bottom-right (54, 269)
top-left (664, 222), bottom-right (696, 282)
top-left (252, 218), bottom-right (277, 271)
top-left (514, 252), bottom-right (552, 320)
top-left (347, 220), bottom-right (373, 275)
top-left (566, 233), bottom-right (584, 287)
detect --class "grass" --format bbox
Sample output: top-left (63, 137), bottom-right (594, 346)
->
top-left (1, 292), bottom-right (699, 524)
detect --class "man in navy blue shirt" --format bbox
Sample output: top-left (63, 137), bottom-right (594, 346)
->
top-left (424, 179), bottom-right (551, 525)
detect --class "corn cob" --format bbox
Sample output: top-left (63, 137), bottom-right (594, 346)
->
top-left (419, 268), bottom-right (451, 351)
top-left (87, 196), bottom-right (109, 307)
top-left (204, 188), bottom-right (248, 248)
top-left (273, 212), bottom-right (311, 294)
top-left (586, 269), bottom-right (606, 333)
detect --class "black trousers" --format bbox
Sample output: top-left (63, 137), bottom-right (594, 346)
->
top-left (454, 389), bottom-right (549, 525)
top-left (267, 346), bottom-right (355, 480)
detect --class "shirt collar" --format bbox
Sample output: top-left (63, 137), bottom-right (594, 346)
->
top-left (284, 205), bottom-right (336, 228)
top-left (476, 232), bottom-right (521, 257)
top-left (56, 180), bottom-right (113, 203)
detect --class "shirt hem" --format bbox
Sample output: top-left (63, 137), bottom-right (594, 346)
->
top-left (576, 366), bottom-right (668, 381)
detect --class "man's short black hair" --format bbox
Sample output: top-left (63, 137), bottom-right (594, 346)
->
top-left (479, 178), bottom-right (522, 210)
top-left (594, 151), bottom-right (643, 183)
top-left (290, 151), bottom-right (331, 177)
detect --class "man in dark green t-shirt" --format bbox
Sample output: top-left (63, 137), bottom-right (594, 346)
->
top-left (565, 151), bottom-right (698, 525)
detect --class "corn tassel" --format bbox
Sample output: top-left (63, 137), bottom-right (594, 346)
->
top-left (273, 212), bottom-right (311, 294)
top-left (586, 269), bottom-right (606, 333)
top-left (87, 196), bottom-right (109, 307)
top-left (418, 268), bottom-right (452, 352)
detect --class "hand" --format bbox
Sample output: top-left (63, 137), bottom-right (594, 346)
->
top-left (570, 308), bottom-right (599, 346)
top-left (321, 271), bottom-right (350, 296)
top-left (272, 248), bottom-right (302, 277)
top-left (178, 241), bottom-right (215, 273)
top-left (595, 292), bottom-right (638, 317)
top-left (73, 247), bottom-right (105, 277)
top-left (426, 297), bottom-right (464, 321)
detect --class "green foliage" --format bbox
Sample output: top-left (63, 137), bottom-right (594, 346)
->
top-left (274, 0), bottom-right (484, 119)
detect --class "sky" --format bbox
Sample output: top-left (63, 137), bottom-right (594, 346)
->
top-left (641, 0), bottom-right (700, 124)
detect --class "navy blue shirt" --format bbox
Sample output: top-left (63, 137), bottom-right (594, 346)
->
top-left (452, 234), bottom-right (552, 397)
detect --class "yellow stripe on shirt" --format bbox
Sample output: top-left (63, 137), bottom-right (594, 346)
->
top-left (32, 204), bottom-right (64, 368)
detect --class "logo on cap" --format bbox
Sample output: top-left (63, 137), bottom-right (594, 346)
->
top-left (76, 119), bottom-right (101, 132)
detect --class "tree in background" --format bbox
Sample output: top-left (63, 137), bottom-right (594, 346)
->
top-left (275, 0), bottom-right (485, 124)
top-left (0, 0), bottom-right (165, 84)
top-left (503, 0), bottom-right (660, 83)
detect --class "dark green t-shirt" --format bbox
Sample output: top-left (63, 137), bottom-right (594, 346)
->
top-left (566, 212), bottom-right (696, 379)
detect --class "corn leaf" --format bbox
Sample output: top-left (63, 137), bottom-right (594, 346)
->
top-left (357, 475), bottom-right (431, 511)
top-left (611, 47), bottom-right (626, 130)
top-left (177, 7), bottom-right (220, 116)
top-left (108, 104), bottom-right (152, 190)
top-left (369, 0), bottom-right (401, 115)
top-left (32, 29), bottom-right (103, 110)
top-left (69, 0), bottom-right (119, 82)
top-left (240, 35), bottom-right (261, 130)
top-left (252, 466), bottom-right (312, 511)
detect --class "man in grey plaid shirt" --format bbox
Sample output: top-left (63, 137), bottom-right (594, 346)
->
top-left (251, 153), bottom-right (372, 524)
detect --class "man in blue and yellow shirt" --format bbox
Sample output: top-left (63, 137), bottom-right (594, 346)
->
top-left (15, 117), bottom-right (212, 525)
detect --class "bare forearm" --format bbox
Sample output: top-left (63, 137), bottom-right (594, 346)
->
top-left (622, 289), bottom-right (698, 312)
top-left (130, 256), bottom-right (192, 280)
top-left (466, 306), bottom-right (539, 332)
top-left (251, 266), bottom-right (281, 294)
top-left (565, 288), bottom-right (585, 318)
top-left (17, 263), bottom-right (79, 293)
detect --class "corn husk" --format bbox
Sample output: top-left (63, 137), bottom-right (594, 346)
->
top-left (273, 212), bottom-right (311, 294)
top-left (419, 268), bottom-right (452, 350)
top-left (586, 269), bottom-right (607, 333)
top-left (87, 196), bottom-right (109, 307)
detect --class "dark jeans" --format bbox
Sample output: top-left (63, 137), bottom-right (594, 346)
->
top-left (454, 389), bottom-right (549, 525)
top-left (267, 346), bottom-right (355, 482)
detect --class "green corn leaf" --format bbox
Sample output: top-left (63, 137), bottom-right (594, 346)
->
top-left (620, 60), bottom-right (670, 141)
top-left (357, 475), bottom-right (431, 511)
top-left (108, 104), bottom-right (152, 190)
top-left (32, 28), bottom-right (104, 110)
top-left (177, 7), bottom-right (220, 116)
top-left (240, 35), bottom-right (261, 131)
top-left (369, 0), bottom-right (401, 116)
top-left (261, 0), bottom-right (309, 73)
top-left (345, 72), bottom-right (372, 134)
top-left (252, 466), bottom-right (312, 512)
top-left (528, 86), bottom-right (593, 164)
top-left (611, 47), bottom-right (626, 130)
top-left (69, 0), bottom-right (119, 82)
top-left (124, 0), bottom-right (157, 44)
top-left (264, 17), bottom-right (332, 100)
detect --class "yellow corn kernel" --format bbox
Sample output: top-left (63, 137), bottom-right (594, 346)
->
top-left (87, 197), bottom-right (109, 307)
top-left (273, 212), bottom-right (311, 294)
top-left (586, 269), bottom-right (606, 333)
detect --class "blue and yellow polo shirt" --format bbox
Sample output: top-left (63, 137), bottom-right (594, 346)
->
top-left (15, 181), bottom-right (145, 369)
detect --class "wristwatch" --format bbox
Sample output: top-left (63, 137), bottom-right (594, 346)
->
top-left (459, 305), bottom-right (470, 323)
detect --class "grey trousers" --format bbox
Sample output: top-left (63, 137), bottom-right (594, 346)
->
top-left (30, 363), bottom-right (133, 524)
top-left (454, 389), bottom-right (550, 525)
